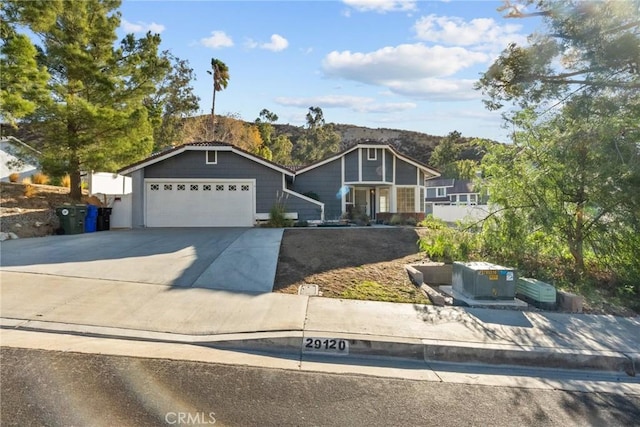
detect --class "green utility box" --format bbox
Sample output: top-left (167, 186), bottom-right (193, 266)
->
top-left (55, 205), bottom-right (87, 235)
top-left (452, 261), bottom-right (517, 300)
top-left (516, 277), bottom-right (557, 309)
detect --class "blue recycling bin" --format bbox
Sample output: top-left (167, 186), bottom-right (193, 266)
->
top-left (85, 204), bottom-right (98, 233)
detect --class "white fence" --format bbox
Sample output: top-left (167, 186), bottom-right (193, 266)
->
top-left (88, 172), bottom-right (131, 195)
top-left (431, 204), bottom-right (490, 223)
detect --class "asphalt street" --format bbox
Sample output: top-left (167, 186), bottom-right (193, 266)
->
top-left (1, 347), bottom-right (638, 427)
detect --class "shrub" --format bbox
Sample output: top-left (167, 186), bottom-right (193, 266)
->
top-left (61, 174), bottom-right (71, 188)
top-left (389, 214), bottom-right (405, 226)
top-left (21, 177), bottom-right (32, 185)
top-left (294, 220), bottom-right (309, 227)
top-left (417, 214), bottom-right (447, 230)
top-left (267, 203), bottom-right (292, 228)
top-left (405, 216), bottom-right (417, 227)
top-left (8, 172), bottom-right (20, 183)
top-left (31, 173), bottom-right (49, 185)
top-left (23, 184), bottom-right (36, 198)
top-left (418, 225), bottom-right (479, 263)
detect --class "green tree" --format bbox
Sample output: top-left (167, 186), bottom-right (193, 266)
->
top-left (430, 131), bottom-right (463, 177)
top-left (208, 58), bottom-right (229, 139)
top-left (0, 30), bottom-right (50, 126)
top-left (2, 0), bottom-right (171, 199)
top-left (477, 0), bottom-right (639, 110)
top-left (255, 108), bottom-right (292, 164)
top-left (292, 106), bottom-right (340, 164)
top-left (145, 53), bottom-right (200, 151)
top-left (476, 0), bottom-right (640, 298)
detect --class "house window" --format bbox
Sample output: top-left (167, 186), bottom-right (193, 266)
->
top-left (228, 185), bottom-right (237, 191)
top-left (436, 187), bottom-right (446, 197)
top-left (449, 194), bottom-right (457, 204)
top-left (203, 185), bottom-right (211, 191)
top-left (150, 184), bottom-right (159, 191)
top-left (206, 151), bottom-right (217, 164)
top-left (345, 187), bottom-right (354, 205)
top-left (379, 188), bottom-right (389, 212)
top-left (420, 188), bottom-right (425, 212)
top-left (459, 194), bottom-right (468, 204)
top-left (241, 184), bottom-right (250, 191)
top-left (177, 184), bottom-right (185, 191)
top-left (190, 184), bottom-right (199, 191)
top-left (396, 188), bottom-right (415, 212)
top-left (470, 194), bottom-right (477, 205)
top-left (164, 184), bottom-right (172, 191)
top-left (367, 148), bottom-right (377, 161)
top-left (215, 184), bottom-right (224, 191)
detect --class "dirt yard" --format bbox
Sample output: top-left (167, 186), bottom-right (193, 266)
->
top-left (274, 228), bottom-right (430, 303)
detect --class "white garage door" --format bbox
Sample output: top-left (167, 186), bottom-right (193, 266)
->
top-left (145, 180), bottom-right (255, 227)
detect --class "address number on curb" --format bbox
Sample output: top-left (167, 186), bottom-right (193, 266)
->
top-left (302, 338), bottom-right (349, 355)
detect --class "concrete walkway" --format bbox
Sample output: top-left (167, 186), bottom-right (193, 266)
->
top-left (1, 270), bottom-right (639, 380)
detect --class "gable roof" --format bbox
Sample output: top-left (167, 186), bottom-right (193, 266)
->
top-left (295, 143), bottom-right (440, 177)
top-left (118, 141), bottom-right (294, 176)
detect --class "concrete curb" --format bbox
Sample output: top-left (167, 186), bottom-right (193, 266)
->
top-left (1, 317), bottom-right (635, 376)
top-left (422, 339), bottom-right (635, 376)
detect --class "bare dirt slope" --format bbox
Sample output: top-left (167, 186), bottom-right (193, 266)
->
top-left (274, 228), bottom-right (430, 303)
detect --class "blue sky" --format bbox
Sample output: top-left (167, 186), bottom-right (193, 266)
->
top-left (118, 0), bottom-right (539, 142)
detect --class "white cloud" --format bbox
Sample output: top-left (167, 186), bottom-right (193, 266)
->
top-left (200, 31), bottom-right (234, 49)
top-left (343, 0), bottom-right (417, 13)
top-left (121, 19), bottom-right (165, 34)
top-left (413, 14), bottom-right (525, 50)
top-left (274, 95), bottom-right (416, 113)
top-left (323, 43), bottom-right (488, 83)
top-left (260, 34), bottom-right (289, 52)
top-left (387, 78), bottom-right (482, 101)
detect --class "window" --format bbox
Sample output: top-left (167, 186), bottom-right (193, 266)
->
top-left (203, 185), bottom-right (211, 191)
top-left (449, 194), bottom-right (457, 203)
top-left (164, 184), bottom-right (172, 191)
top-left (470, 194), bottom-right (477, 205)
top-left (436, 187), bottom-right (446, 197)
top-left (379, 188), bottom-right (389, 212)
top-left (345, 187), bottom-right (354, 205)
top-left (459, 194), bottom-right (468, 203)
top-left (420, 188), bottom-right (425, 212)
top-left (150, 184), bottom-right (159, 191)
top-left (367, 148), bottom-right (377, 161)
top-left (228, 185), bottom-right (237, 191)
top-left (190, 184), bottom-right (199, 191)
top-left (241, 184), bottom-right (250, 191)
top-left (396, 188), bottom-right (415, 212)
top-left (206, 151), bottom-right (217, 164)
top-left (215, 184), bottom-right (224, 191)
top-left (177, 184), bottom-right (185, 191)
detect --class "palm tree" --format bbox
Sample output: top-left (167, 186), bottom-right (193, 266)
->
top-left (207, 58), bottom-right (230, 139)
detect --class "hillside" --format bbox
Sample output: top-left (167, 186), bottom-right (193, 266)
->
top-left (274, 122), bottom-right (488, 165)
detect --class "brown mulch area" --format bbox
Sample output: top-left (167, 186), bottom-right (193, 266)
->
top-left (274, 227), bottom-right (430, 301)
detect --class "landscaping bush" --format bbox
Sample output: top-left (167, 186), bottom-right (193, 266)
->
top-left (8, 172), bottom-right (19, 183)
top-left (31, 173), bottom-right (49, 185)
top-left (389, 214), bottom-right (405, 226)
top-left (418, 224), bottom-right (480, 263)
top-left (23, 184), bottom-right (36, 198)
top-left (61, 174), bottom-right (71, 188)
top-left (266, 203), bottom-right (292, 228)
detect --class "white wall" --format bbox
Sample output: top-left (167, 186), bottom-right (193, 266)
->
top-left (0, 141), bottom-right (40, 182)
top-left (432, 204), bottom-right (490, 223)
top-left (89, 172), bottom-right (132, 195)
top-left (109, 194), bottom-right (132, 228)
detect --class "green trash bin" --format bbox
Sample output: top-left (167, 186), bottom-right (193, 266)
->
top-left (55, 205), bottom-right (87, 235)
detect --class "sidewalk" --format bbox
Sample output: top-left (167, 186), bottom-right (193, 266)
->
top-left (1, 271), bottom-right (639, 376)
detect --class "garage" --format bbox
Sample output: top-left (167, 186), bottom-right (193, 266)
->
top-left (145, 179), bottom-right (255, 227)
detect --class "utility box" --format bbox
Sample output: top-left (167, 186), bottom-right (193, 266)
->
top-left (452, 261), bottom-right (517, 300)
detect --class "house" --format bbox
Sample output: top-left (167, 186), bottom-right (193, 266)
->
top-left (0, 136), bottom-right (41, 182)
top-left (117, 141), bottom-right (440, 227)
top-left (425, 178), bottom-right (489, 223)
top-left (425, 178), bottom-right (484, 207)
top-left (292, 142), bottom-right (440, 222)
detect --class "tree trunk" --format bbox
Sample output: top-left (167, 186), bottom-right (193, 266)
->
top-left (568, 204), bottom-right (586, 274)
top-left (69, 154), bottom-right (83, 201)
top-left (210, 87), bottom-right (216, 141)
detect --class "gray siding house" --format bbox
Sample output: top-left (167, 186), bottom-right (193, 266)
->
top-left (118, 142), bottom-right (322, 227)
top-left (118, 141), bottom-right (439, 227)
top-left (291, 143), bottom-right (440, 221)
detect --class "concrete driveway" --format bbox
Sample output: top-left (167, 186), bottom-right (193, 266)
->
top-left (0, 228), bottom-right (284, 293)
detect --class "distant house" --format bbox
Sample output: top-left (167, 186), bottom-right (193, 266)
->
top-left (117, 141), bottom-right (440, 228)
top-left (0, 136), bottom-right (41, 182)
top-left (425, 178), bottom-right (489, 223)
